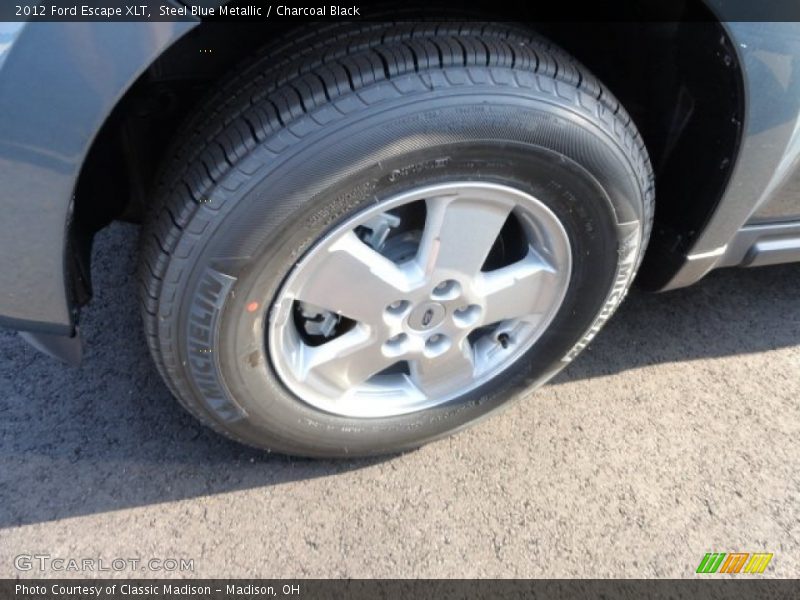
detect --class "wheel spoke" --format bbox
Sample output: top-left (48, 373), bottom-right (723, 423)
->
top-left (410, 339), bottom-right (475, 396)
top-left (417, 195), bottom-right (512, 277)
top-left (294, 231), bottom-right (410, 324)
top-left (303, 326), bottom-right (394, 393)
top-left (477, 250), bottom-right (560, 325)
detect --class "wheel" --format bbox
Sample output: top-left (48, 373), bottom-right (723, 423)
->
top-left (139, 23), bottom-right (654, 457)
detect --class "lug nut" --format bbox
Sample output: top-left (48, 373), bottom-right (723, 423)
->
top-left (424, 333), bottom-right (451, 358)
top-left (432, 279), bottom-right (461, 300)
top-left (383, 333), bottom-right (409, 357)
top-left (453, 304), bottom-right (481, 328)
top-left (385, 300), bottom-right (410, 316)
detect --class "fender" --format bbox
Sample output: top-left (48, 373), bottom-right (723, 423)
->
top-left (659, 16), bottom-right (800, 289)
top-left (0, 17), bottom-right (197, 338)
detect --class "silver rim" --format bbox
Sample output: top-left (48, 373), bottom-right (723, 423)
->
top-left (268, 182), bottom-right (572, 418)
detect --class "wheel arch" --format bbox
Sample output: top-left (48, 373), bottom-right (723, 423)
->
top-left (0, 19), bottom-right (197, 340)
top-left (74, 11), bottom-right (747, 319)
top-left (3, 6), bottom-right (750, 358)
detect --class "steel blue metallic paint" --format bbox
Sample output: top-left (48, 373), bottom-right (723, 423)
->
top-left (0, 19), bottom-right (196, 334)
top-left (661, 21), bottom-right (800, 289)
top-left (0, 23), bottom-right (24, 69)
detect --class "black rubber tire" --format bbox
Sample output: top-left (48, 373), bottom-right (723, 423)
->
top-left (139, 22), bottom-right (654, 457)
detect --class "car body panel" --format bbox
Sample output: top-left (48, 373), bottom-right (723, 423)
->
top-left (661, 21), bottom-right (800, 289)
top-left (0, 19), bottom-right (196, 334)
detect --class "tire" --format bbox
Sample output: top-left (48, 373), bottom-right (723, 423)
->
top-left (139, 22), bottom-right (654, 457)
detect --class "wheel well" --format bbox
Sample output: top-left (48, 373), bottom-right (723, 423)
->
top-left (539, 17), bottom-right (744, 289)
top-left (72, 7), bottom-right (743, 300)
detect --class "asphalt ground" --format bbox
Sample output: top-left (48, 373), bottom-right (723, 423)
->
top-left (1, 222), bottom-right (798, 578)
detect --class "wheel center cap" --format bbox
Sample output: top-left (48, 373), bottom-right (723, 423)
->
top-left (407, 302), bottom-right (446, 331)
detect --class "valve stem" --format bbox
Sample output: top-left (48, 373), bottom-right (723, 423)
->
top-left (497, 332), bottom-right (510, 349)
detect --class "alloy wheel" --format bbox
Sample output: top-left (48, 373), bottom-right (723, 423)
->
top-left (268, 182), bottom-right (572, 418)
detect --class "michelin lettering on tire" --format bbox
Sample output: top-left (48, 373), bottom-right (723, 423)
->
top-left (185, 268), bottom-right (245, 422)
top-left (562, 222), bottom-right (641, 363)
